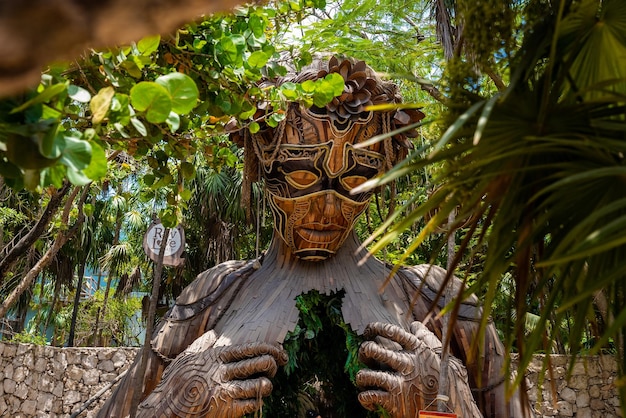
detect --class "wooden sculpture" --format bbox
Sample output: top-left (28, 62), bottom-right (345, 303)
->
top-left (98, 56), bottom-right (531, 418)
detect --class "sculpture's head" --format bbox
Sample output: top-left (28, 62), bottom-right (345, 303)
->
top-left (236, 56), bottom-right (424, 261)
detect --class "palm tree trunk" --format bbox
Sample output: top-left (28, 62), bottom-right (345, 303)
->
top-left (0, 185), bottom-right (89, 321)
top-left (68, 255), bottom-right (88, 346)
top-left (95, 211), bottom-right (123, 346)
top-left (96, 275), bottom-right (113, 346)
top-left (44, 274), bottom-right (62, 342)
top-left (0, 180), bottom-right (71, 281)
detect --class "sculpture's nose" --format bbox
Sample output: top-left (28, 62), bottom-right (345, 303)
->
top-left (318, 193), bottom-right (340, 220)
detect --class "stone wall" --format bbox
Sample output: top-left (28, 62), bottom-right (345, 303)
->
top-left (0, 342), bottom-right (622, 417)
top-left (523, 354), bottom-right (622, 418)
top-left (0, 342), bottom-right (138, 418)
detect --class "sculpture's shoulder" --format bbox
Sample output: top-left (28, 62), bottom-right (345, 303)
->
top-left (176, 260), bottom-right (249, 304)
top-left (167, 259), bottom-right (255, 321)
top-left (150, 259), bottom-right (257, 361)
top-left (396, 264), bottom-right (482, 319)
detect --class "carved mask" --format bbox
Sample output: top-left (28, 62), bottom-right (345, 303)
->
top-left (260, 106), bottom-right (387, 261)
top-left (244, 57), bottom-right (424, 261)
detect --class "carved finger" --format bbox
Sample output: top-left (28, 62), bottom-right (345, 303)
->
top-left (410, 321), bottom-right (442, 349)
top-left (223, 354), bottom-right (280, 381)
top-left (363, 322), bottom-right (419, 351)
top-left (220, 342), bottom-right (288, 366)
top-left (355, 369), bottom-right (399, 393)
top-left (224, 377), bottom-right (274, 399)
top-left (358, 340), bottom-right (413, 374)
top-left (357, 389), bottom-right (394, 413)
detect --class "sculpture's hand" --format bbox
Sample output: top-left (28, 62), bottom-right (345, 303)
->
top-left (356, 321), bottom-right (440, 418)
top-left (138, 342), bottom-right (288, 418)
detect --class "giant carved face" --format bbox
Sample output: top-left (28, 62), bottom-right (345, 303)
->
top-left (263, 111), bottom-right (386, 261)
top-left (247, 57), bottom-right (424, 261)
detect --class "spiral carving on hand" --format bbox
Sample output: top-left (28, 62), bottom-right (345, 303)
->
top-left (166, 374), bottom-right (213, 416)
top-left (422, 373), bottom-right (439, 396)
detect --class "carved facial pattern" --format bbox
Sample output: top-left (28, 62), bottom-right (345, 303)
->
top-left (262, 107), bottom-right (386, 261)
top-left (246, 57), bottom-right (424, 261)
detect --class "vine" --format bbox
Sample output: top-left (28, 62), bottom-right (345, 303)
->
top-left (248, 289), bottom-right (378, 418)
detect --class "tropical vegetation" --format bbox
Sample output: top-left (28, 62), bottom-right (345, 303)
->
top-left (0, 0), bottom-right (625, 415)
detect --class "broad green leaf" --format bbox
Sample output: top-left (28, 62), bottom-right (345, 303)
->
top-left (90, 87), bottom-right (115, 124)
top-left (248, 50), bottom-right (270, 69)
top-left (131, 117), bottom-right (148, 136)
top-left (219, 34), bottom-right (246, 65)
top-left (41, 104), bottom-right (61, 120)
top-left (324, 73), bottom-right (345, 96)
top-left (220, 36), bottom-right (238, 60)
top-left (11, 83), bottom-right (68, 113)
top-left (41, 163), bottom-right (65, 189)
top-left (83, 140), bottom-right (107, 180)
top-left (239, 104), bottom-right (257, 120)
top-left (152, 173), bottom-right (174, 189)
top-left (155, 73), bottom-right (199, 115)
top-left (280, 82), bottom-right (299, 100)
top-left (39, 123), bottom-right (61, 158)
top-left (143, 173), bottom-right (155, 186)
top-left (249, 121), bottom-right (260, 133)
top-left (166, 111), bottom-right (180, 132)
top-left (130, 82), bottom-right (172, 123)
top-left (137, 34), bottom-right (161, 55)
top-left (159, 207), bottom-right (178, 228)
top-left (59, 135), bottom-right (92, 171)
top-left (180, 161), bottom-right (195, 180)
top-left (5, 134), bottom-right (58, 169)
top-left (248, 13), bottom-right (265, 37)
top-left (66, 166), bottom-right (91, 186)
top-left (180, 188), bottom-right (192, 201)
top-left (110, 94), bottom-right (131, 126)
top-left (301, 80), bottom-right (316, 93)
top-left (121, 60), bottom-right (143, 78)
top-left (68, 85), bottom-right (91, 103)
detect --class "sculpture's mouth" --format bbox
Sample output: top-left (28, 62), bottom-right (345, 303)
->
top-left (296, 223), bottom-right (345, 245)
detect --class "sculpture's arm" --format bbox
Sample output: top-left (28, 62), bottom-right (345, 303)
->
top-left (137, 332), bottom-right (288, 418)
top-left (97, 260), bottom-right (255, 418)
top-left (356, 321), bottom-right (482, 418)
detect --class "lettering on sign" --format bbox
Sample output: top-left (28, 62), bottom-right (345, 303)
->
top-left (142, 221), bottom-right (185, 266)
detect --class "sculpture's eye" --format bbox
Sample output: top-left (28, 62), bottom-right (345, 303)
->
top-left (341, 175), bottom-right (368, 191)
top-left (285, 170), bottom-right (319, 189)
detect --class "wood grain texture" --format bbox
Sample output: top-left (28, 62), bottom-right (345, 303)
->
top-left (99, 232), bottom-right (531, 418)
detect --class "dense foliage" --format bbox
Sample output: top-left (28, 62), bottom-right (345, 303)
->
top-left (1, 0), bottom-right (626, 415)
top-left (363, 0), bottom-right (626, 406)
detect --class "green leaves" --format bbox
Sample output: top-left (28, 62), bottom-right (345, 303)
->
top-left (155, 72), bottom-right (199, 114)
top-left (137, 34), bottom-right (161, 55)
top-left (130, 82), bottom-right (172, 123)
top-left (247, 50), bottom-right (271, 69)
top-left (130, 73), bottom-right (198, 124)
top-left (91, 87), bottom-right (115, 124)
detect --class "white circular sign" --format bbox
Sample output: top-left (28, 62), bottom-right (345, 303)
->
top-left (145, 223), bottom-right (183, 257)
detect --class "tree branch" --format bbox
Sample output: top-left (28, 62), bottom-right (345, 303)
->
top-left (0, 181), bottom-right (72, 281)
top-left (0, 183), bottom-right (90, 320)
